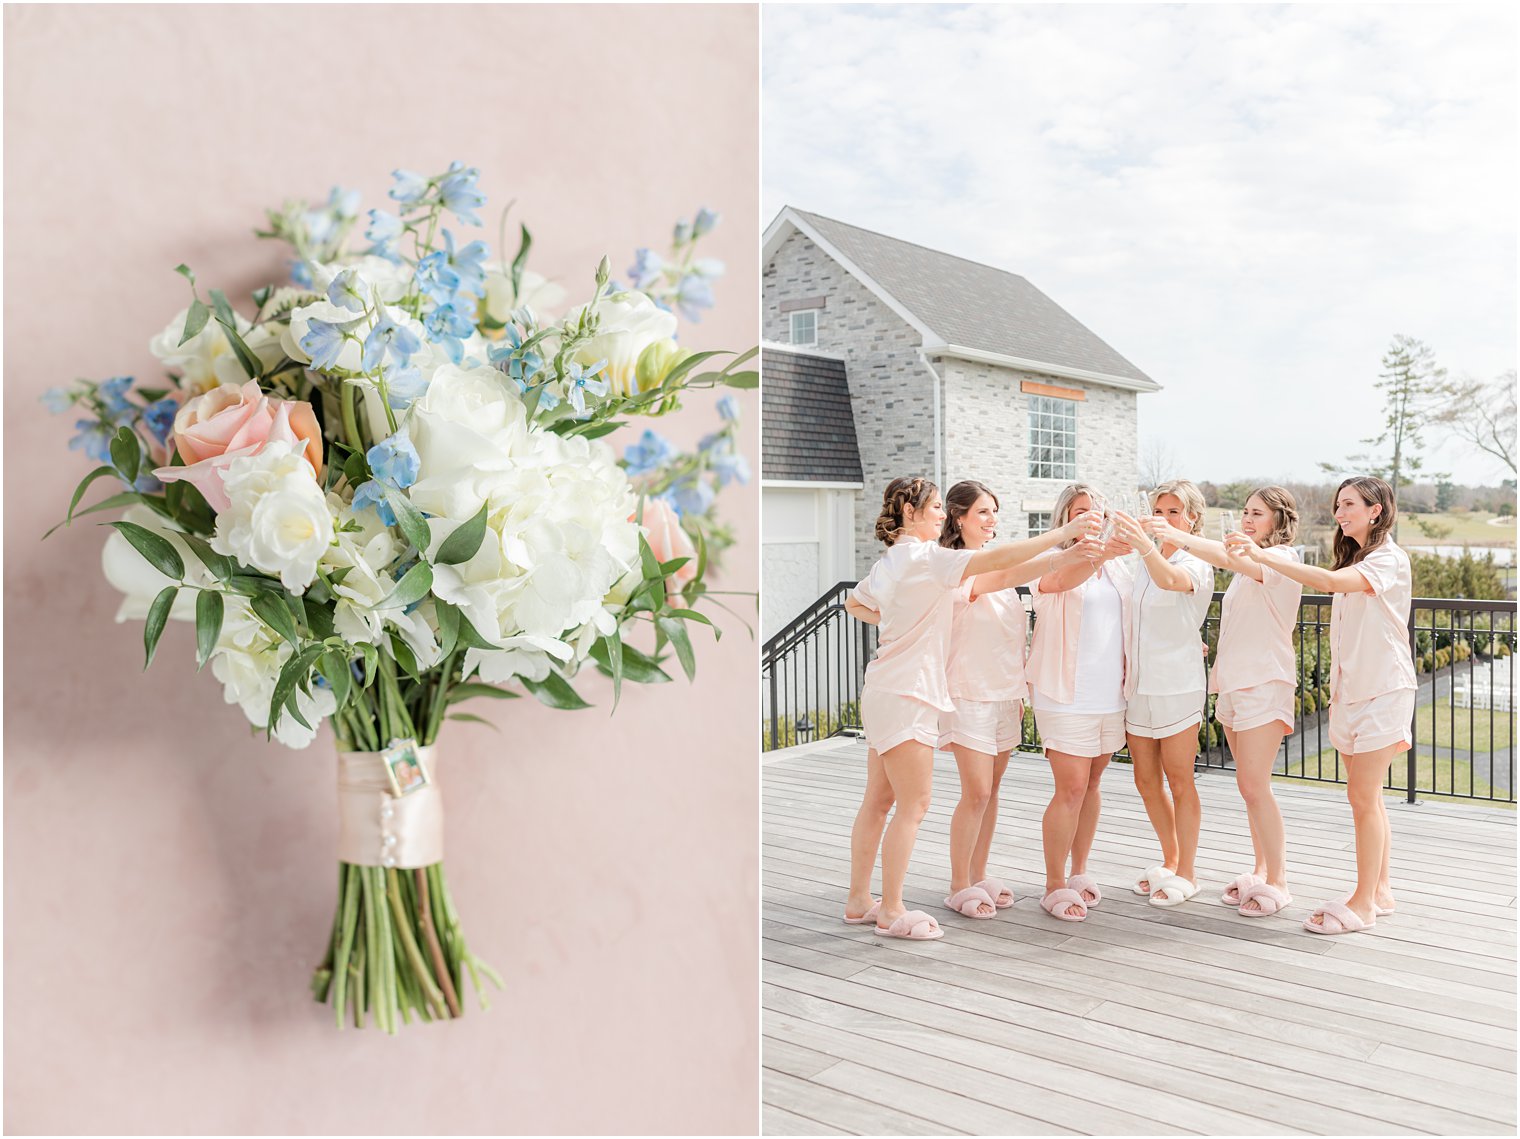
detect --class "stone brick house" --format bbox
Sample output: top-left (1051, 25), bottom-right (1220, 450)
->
top-left (762, 207), bottom-right (1160, 635)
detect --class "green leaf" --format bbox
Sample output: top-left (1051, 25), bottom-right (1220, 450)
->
top-left (391, 634), bottom-right (422, 683)
top-left (43, 490), bottom-right (143, 539)
top-left (143, 586), bottom-right (177, 670)
top-left (574, 420), bottom-right (624, 441)
top-left (720, 370), bottom-right (759, 390)
top-left (657, 616), bottom-right (696, 681)
top-left (251, 591), bottom-right (301, 645)
top-left (589, 634), bottom-right (674, 688)
top-left (639, 533), bottom-right (662, 584)
top-left (435, 600), bottom-right (461, 659)
top-left (455, 608), bottom-right (499, 651)
top-left (447, 712), bottom-right (501, 731)
top-left (446, 682), bottom-right (521, 704)
top-left (603, 629), bottom-right (623, 707)
top-left (110, 427), bottom-right (141, 482)
top-left (384, 486), bottom-right (431, 555)
top-left (381, 561), bottom-right (433, 609)
top-left (180, 533), bottom-right (235, 582)
top-left (521, 672), bottom-right (592, 710)
top-left (666, 607), bottom-right (717, 631)
top-left (358, 641), bottom-right (379, 686)
top-left (208, 289), bottom-right (263, 379)
top-left (195, 589), bottom-right (224, 670)
top-left (660, 349), bottom-right (725, 391)
top-left (343, 448), bottom-right (368, 489)
top-left (179, 298), bottom-right (211, 346)
top-left (306, 600), bottom-right (336, 641)
top-left (174, 263), bottom-right (196, 286)
top-left (268, 645), bottom-right (323, 737)
top-left (434, 503), bottom-right (488, 566)
top-left (318, 650), bottom-right (352, 712)
top-left (52, 465), bottom-right (119, 535)
top-left (108, 520), bottom-right (184, 580)
top-left (510, 223), bottom-right (532, 299)
top-left (659, 556), bottom-right (691, 575)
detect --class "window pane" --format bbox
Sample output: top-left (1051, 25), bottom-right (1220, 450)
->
top-left (1028, 394), bottom-right (1076, 480)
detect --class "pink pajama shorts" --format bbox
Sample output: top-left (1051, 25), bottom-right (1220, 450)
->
top-left (938, 698), bottom-right (1024, 754)
top-left (1033, 708), bottom-right (1126, 758)
top-left (1329, 689), bottom-right (1415, 755)
top-left (1215, 681), bottom-right (1296, 734)
top-left (861, 689), bottom-right (942, 755)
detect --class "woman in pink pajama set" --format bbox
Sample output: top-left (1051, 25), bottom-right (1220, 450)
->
top-left (841, 476), bottom-right (1099, 940)
top-left (1231, 476), bottom-right (1415, 935)
top-left (1158, 487), bottom-right (1304, 917)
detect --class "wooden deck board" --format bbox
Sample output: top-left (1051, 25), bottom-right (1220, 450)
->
top-left (763, 738), bottom-right (1517, 1136)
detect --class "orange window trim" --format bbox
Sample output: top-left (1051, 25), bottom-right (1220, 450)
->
top-left (1021, 380), bottom-right (1085, 402)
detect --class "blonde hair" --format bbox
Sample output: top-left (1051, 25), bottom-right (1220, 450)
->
top-left (1049, 483), bottom-right (1101, 548)
top-left (1248, 485), bottom-right (1299, 548)
top-left (874, 476), bottom-right (939, 546)
top-left (1149, 479), bottom-right (1206, 535)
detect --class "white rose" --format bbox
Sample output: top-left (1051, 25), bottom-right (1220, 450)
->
top-left (100, 505), bottom-right (214, 622)
top-left (482, 266), bottom-right (567, 327)
top-left (150, 307), bottom-right (253, 395)
top-left (212, 442), bottom-right (333, 592)
top-left (560, 290), bottom-right (678, 397)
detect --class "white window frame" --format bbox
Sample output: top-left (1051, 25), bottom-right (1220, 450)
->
top-left (789, 309), bottom-right (818, 347)
top-left (1027, 395), bottom-right (1077, 481)
top-left (1027, 511), bottom-right (1053, 536)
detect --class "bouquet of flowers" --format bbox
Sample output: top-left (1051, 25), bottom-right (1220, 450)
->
top-left (47, 162), bottom-right (754, 1032)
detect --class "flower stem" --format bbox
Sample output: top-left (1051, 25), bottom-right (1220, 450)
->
top-left (413, 867), bottom-right (462, 1017)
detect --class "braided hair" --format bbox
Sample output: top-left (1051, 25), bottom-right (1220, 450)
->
top-left (874, 476), bottom-right (939, 546)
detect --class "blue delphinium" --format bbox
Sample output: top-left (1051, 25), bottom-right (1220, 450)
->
top-left (436, 162), bottom-right (485, 226)
top-left (628, 248), bottom-right (665, 289)
top-left (717, 394), bottom-right (740, 422)
top-left (665, 477), bottom-right (715, 518)
top-left (424, 302), bottom-right (474, 365)
top-left (674, 273), bottom-right (716, 322)
top-left (301, 318), bottom-right (355, 372)
top-left (487, 325), bottom-right (543, 387)
top-left (384, 366), bottom-right (430, 409)
top-left (704, 436), bottom-right (751, 487)
top-left (142, 397), bottom-right (179, 445)
top-left (41, 386), bottom-right (76, 414)
top-left (351, 480), bottom-right (398, 527)
top-left (389, 169), bottom-right (430, 207)
top-left (98, 376), bottom-right (135, 423)
top-left (366, 209), bottom-right (405, 261)
top-left (327, 269), bottom-right (368, 313)
top-left (367, 430), bottom-right (420, 490)
top-left (69, 419), bottom-right (113, 463)
top-left (692, 208), bottom-right (720, 239)
top-left (362, 306), bottom-right (421, 373)
top-left (624, 429), bottom-right (675, 476)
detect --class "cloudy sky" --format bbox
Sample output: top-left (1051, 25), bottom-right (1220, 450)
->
top-left (763, 3), bottom-right (1517, 485)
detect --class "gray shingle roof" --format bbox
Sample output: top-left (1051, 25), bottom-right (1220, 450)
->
top-left (762, 347), bottom-right (864, 483)
top-left (793, 209), bottom-right (1156, 388)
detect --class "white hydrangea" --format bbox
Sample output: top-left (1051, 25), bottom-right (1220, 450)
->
top-left (212, 441), bottom-right (334, 593)
top-left (210, 594), bottom-right (336, 749)
top-left (321, 494), bottom-right (441, 670)
top-left (404, 364), bottom-right (640, 681)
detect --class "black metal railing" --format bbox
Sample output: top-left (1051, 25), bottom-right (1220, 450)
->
top-left (760, 586), bottom-right (1517, 805)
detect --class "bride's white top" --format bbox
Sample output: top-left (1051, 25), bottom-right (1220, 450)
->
top-left (1127, 547), bottom-right (1214, 697)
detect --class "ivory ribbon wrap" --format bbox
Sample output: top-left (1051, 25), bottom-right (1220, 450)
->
top-left (336, 747), bottom-right (443, 868)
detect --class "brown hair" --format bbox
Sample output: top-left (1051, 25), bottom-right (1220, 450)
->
top-left (940, 480), bottom-right (999, 550)
top-left (874, 476), bottom-right (939, 546)
top-left (1248, 485), bottom-right (1299, 548)
top-left (1150, 479), bottom-right (1207, 535)
top-left (1049, 482), bottom-right (1101, 549)
top-left (1331, 476), bottom-right (1396, 568)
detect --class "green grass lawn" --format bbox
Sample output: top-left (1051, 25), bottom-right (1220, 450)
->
top-left (1414, 698), bottom-right (1513, 752)
top-left (1280, 747), bottom-right (1504, 802)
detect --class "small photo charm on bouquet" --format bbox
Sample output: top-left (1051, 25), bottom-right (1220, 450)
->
top-left (383, 739), bottom-right (431, 797)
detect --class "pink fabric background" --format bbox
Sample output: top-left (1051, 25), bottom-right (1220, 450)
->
top-left (3, 5), bottom-right (759, 1134)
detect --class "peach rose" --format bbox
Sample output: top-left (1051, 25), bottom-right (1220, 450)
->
top-left (154, 381), bottom-right (323, 513)
top-left (637, 498), bottom-right (698, 596)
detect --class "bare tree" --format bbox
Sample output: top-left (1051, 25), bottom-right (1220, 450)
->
top-left (1434, 370), bottom-right (1516, 476)
top-left (1139, 437), bottom-right (1181, 488)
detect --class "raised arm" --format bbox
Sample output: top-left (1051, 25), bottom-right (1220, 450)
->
top-left (1113, 512), bottom-right (1199, 592)
top-left (962, 511), bottom-right (1101, 582)
top-left (972, 541), bottom-right (1095, 598)
top-left (1158, 524), bottom-right (1265, 582)
top-left (1227, 534), bottom-right (1369, 593)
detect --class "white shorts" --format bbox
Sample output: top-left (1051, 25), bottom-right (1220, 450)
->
top-left (1126, 692), bottom-right (1206, 739)
top-left (939, 699), bottom-right (1024, 754)
top-left (1329, 690), bottom-right (1415, 755)
top-left (1215, 681), bottom-right (1295, 734)
top-left (1034, 707), bottom-right (1127, 758)
top-left (861, 689), bottom-right (942, 755)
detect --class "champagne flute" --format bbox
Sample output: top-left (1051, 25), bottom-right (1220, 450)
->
top-left (1219, 509), bottom-right (1237, 541)
top-left (1091, 490), bottom-right (1115, 543)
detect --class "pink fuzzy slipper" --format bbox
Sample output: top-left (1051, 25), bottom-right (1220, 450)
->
top-left (875, 910), bottom-right (944, 940)
top-left (1220, 872), bottom-right (1266, 907)
top-left (1067, 874), bottom-right (1102, 907)
top-left (1237, 882), bottom-right (1292, 917)
top-left (944, 886), bottom-right (998, 919)
top-left (1040, 888), bottom-right (1088, 923)
top-left (1303, 900), bottom-right (1375, 935)
top-left (842, 900), bottom-right (881, 925)
top-left (974, 877), bottom-right (1015, 909)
